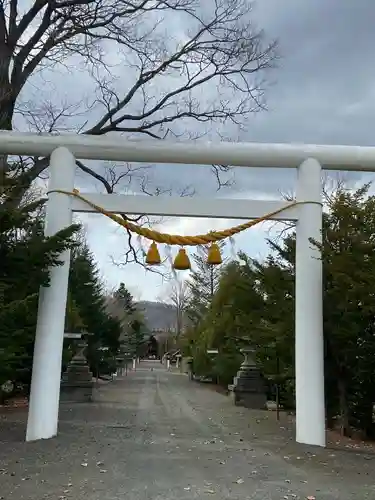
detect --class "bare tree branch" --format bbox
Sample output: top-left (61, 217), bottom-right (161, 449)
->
top-left (2, 0), bottom-right (276, 152)
top-left (158, 278), bottom-right (189, 336)
top-left (75, 158), bottom-right (177, 274)
top-left (268, 174), bottom-right (354, 243)
top-left (1, 0), bottom-right (277, 270)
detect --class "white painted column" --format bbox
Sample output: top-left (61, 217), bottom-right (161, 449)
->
top-left (295, 158), bottom-right (325, 447)
top-left (26, 147), bottom-right (75, 442)
top-left (132, 358), bottom-right (136, 371)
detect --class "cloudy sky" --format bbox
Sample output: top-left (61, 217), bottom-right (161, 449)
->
top-left (27, 0), bottom-right (375, 301)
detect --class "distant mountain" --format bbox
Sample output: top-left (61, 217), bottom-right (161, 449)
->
top-left (136, 300), bottom-right (178, 332)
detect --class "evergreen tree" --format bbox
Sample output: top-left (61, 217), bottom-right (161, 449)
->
top-left (258, 184), bottom-right (375, 435)
top-left (186, 241), bottom-right (226, 326)
top-left (68, 241), bottom-right (122, 376)
top-left (113, 282), bottom-right (146, 357)
top-left (187, 183), bottom-right (375, 438)
top-left (319, 184), bottom-right (375, 437)
top-left (0, 188), bottom-right (79, 396)
top-left (114, 283), bottom-right (136, 314)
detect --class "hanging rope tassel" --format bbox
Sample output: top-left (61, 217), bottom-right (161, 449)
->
top-left (173, 248), bottom-right (191, 270)
top-left (207, 242), bottom-right (222, 265)
top-left (145, 242), bottom-right (161, 265)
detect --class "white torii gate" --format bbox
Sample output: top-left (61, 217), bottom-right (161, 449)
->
top-left (3, 132), bottom-right (375, 447)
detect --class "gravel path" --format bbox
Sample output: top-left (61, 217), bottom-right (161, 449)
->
top-left (0, 360), bottom-right (374, 499)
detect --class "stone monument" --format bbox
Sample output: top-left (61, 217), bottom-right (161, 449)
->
top-left (231, 347), bottom-right (267, 409)
top-left (60, 337), bottom-right (94, 403)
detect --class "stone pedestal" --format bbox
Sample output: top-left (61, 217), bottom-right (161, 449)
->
top-left (182, 357), bottom-right (193, 379)
top-left (232, 348), bottom-right (267, 409)
top-left (60, 343), bottom-right (94, 403)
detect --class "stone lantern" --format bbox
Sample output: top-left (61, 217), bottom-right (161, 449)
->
top-left (231, 347), bottom-right (267, 409)
top-left (60, 334), bottom-right (94, 402)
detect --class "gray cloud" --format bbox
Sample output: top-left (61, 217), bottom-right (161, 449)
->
top-left (108, 0), bottom-right (375, 199)
top-left (251, 0), bottom-right (375, 145)
top-left (181, 0), bottom-right (375, 195)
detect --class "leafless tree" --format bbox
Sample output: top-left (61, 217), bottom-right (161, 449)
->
top-left (1, 0), bottom-right (277, 265)
top-left (159, 279), bottom-right (189, 337)
top-left (104, 293), bottom-right (130, 332)
top-left (268, 173), bottom-right (353, 242)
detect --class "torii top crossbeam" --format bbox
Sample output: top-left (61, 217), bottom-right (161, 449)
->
top-left (1, 131), bottom-right (375, 171)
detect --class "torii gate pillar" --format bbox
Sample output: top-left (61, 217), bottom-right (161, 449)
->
top-left (26, 147), bottom-right (75, 441)
top-left (295, 158), bottom-right (325, 447)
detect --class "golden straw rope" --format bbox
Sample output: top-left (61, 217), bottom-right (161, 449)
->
top-left (47, 189), bottom-right (310, 246)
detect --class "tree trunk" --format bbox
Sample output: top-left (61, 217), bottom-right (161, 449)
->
top-left (0, 85), bottom-right (14, 184)
top-left (0, 46), bottom-right (15, 133)
top-left (210, 268), bottom-right (214, 298)
top-left (337, 376), bottom-right (351, 436)
top-left (0, 88), bottom-right (14, 131)
top-left (0, 46), bottom-right (16, 192)
top-left (355, 391), bottom-right (375, 439)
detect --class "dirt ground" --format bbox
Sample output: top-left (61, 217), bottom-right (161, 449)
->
top-left (0, 361), bottom-right (374, 499)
